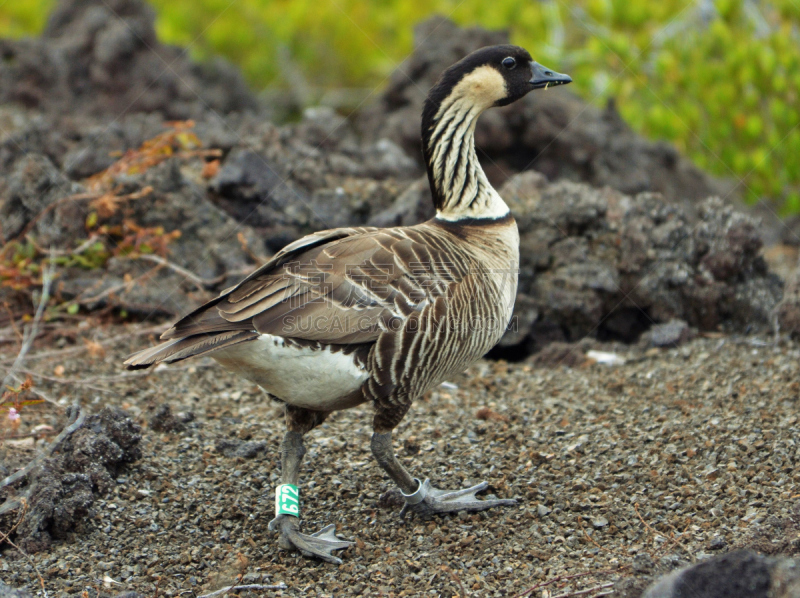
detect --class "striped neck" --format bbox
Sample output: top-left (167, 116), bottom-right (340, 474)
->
top-left (422, 94), bottom-right (510, 222)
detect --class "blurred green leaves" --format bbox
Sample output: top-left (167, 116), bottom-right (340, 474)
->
top-left (0, 0), bottom-right (52, 37)
top-left (2, 0), bottom-right (798, 210)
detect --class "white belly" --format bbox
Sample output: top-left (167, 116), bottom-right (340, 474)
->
top-left (211, 334), bottom-right (369, 410)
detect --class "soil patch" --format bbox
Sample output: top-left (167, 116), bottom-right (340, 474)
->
top-left (1, 326), bottom-right (798, 596)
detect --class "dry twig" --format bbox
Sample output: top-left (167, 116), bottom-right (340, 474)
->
top-left (15, 362), bottom-right (212, 394)
top-left (76, 264), bottom-right (164, 306)
top-left (30, 234), bottom-right (102, 258)
top-left (550, 582), bottom-right (614, 598)
top-left (2, 303), bottom-right (23, 344)
top-left (442, 565), bottom-right (468, 597)
top-left (0, 325), bottom-right (165, 365)
top-left (3, 430), bottom-right (58, 440)
top-left (11, 187), bottom-right (154, 244)
top-left (8, 373), bottom-right (62, 407)
top-left (655, 520), bottom-right (692, 557)
top-left (132, 254), bottom-right (246, 290)
top-left (2, 259), bottom-right (55, 391)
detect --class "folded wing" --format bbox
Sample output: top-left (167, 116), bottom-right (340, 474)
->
top-left (125, 226), bottom-right (464, 369)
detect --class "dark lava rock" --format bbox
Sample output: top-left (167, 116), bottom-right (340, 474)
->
top-left (215, 438), bottom-right (268, 459)
top-left (495, 294), bottom-right (540, 349)
top-left (0, 106), bottom-right (412, 318)
top-left (368, 176), bottom-right (435, 228)
top-left (0, 0), bottom-right (256, 119)
top-left (209, 107), bottom-right (415, 233)
top-left (2, 407), bottom-right (142, 553)
top-left (1, 128), bottom-right (267, 316)
top-left (709, 536), bottom-right (727, 551)
top-left (776, 259), bottom-right (800, 337)
top-left (528, 342), bottom-right (586, 368)
top-left (495, 174), bottom-right (782, 352)
top-left (0, 2), bottom-right (782, 355)
top-left (643, 550), bottom-right (800, 598)
top-left (149, 403), bottom-right (191, 432)
top-left (0, 153), bottom-right (77, 241)
top-left (737, 505), bottom-right (800, 557)
top-left (356, 16), bottom-right (733, 207)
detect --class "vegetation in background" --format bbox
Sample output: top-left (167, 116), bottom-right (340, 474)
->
top-left (1, 0), bottom-right (799, 210)
top-left (0, 122), bottom-right (213, 322)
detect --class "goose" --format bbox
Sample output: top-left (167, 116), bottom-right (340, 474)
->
top-left (125, 45), bottom-right (571, 564)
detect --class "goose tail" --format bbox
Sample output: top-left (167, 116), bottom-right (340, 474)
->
top-left (124, 330), bottom-right (259, 370)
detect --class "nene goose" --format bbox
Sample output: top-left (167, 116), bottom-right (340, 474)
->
top-left (126, 45), bottom-right (571, 564)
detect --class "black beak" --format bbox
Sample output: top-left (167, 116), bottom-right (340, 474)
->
top-left (529, 61), bottom-right (572, 89)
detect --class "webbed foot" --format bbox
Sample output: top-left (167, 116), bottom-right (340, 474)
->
top-left (269, 515), bottom-right (353, 565)
top-left (398, 478), bottom-right (516, 519)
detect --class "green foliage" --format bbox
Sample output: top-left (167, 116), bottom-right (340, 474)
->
top-left (0, 0), bottom-right (52, 38)
top-left (0, 123), bottom-right (193, 324)
top-left (559, 0), bottom-right (800, 211)
top-left (2, 0), bottom-right (799, 210)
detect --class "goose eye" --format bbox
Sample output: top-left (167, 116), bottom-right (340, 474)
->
top-left (502, 57), bottom-right (516, 70)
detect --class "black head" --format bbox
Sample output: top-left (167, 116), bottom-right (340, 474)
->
top-left (424, 44), bottom-right (572, 114)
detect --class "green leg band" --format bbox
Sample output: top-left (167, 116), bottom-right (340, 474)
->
top-left (276, 483), bottom-right (299, 517)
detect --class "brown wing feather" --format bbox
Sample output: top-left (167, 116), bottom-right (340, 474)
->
top-left (160, 226), bottom-right (376, 340)
top-left (128, 224), bottom-right (468, 369)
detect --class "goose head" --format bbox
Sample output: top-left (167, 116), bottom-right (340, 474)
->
top-left (422, 45), bottom-right (571, 220)
top-left (423, 45), bottom-right (572, 119)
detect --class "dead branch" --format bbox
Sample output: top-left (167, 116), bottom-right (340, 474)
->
top-left (12, 370), bottom-right (110, 394)
top-left (0, 325), bottom-right (165, 365)
top-left (76, 264), bottom-right (164, 306)
top-left (632, 502), bottom-right (691, 557)
top-left (442, 565), bottom-right (468, 597)
top-left (550, 582), bottom-right (615, 598)
top-left (2, 259), bottom-right (55, 391)
top-left (634, 502), bottom-right (667, 549)
top-left (197, 583), bottom-right (288, 598)
top-left (17, 368), bottom-right (156, 385)
top-left (0, 498), bottom-right (27, 538)
top-left (656, 521), bottom-right (692, 557)
top-left (13, 362), bottom-right (213, 394)
top-left (31, 234), bottom-right (102, 258)
top-left (236, 232), bottom-right (268, 266)
top-left (177, 149), bottom-right (223, 160)
top-left (9, 373), bottom-right (62, 408)
top-left (132, 254), bottom-right (230, 290)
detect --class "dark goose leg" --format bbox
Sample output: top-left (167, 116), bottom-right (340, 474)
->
top-left (370, 407), bottom-right (516, 519)
top-left (268, 406), bottom-right (353, 564)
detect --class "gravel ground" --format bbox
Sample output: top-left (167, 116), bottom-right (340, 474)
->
top-left (1, 324), bottom-right (799, 597)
